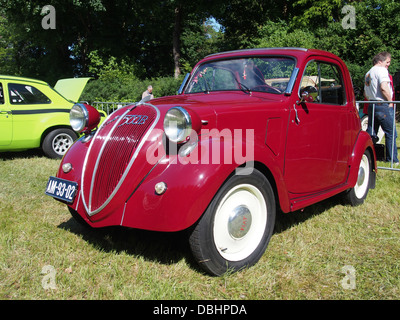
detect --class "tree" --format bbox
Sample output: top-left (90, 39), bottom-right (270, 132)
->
top-left (2, 0), bottom-right (400, 91)
top-left (173, 5), bottom-right (182, 79)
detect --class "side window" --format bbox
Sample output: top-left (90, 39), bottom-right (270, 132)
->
top-left (8, 83), bottom-right (51, 104)
top-left (301, 60), bottom-right (346, 105)
top-left (0, 83), bottom-right (4, 104)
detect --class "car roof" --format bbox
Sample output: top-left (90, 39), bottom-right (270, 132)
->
top-left (205, 47), bottom-right (307, 58)
top-left (204, 47), bottom-right (338, 60)
top-left (0, 74), bottom-right (49, 86)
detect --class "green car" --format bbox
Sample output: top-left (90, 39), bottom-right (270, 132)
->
top-left (0, 75), bottom-right (99, 158)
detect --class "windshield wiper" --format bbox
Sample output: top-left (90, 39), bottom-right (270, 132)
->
top-left (234, 78), bottom-right (251, 95)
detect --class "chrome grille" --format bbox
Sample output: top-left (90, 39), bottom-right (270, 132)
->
top-left (82, 104), bottom-right (159, 215)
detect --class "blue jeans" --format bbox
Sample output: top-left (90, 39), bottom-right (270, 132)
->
top-left (367, 103), bottom-right (399, 163)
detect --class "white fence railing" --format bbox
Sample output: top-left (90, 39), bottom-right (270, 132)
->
top-left (92, 101), bottom-right (135, 115)
top-left (357, 101), bottom-right (399, 172)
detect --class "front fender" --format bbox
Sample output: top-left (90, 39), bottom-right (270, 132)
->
top-left (121, 136), bottom-right (242, 232)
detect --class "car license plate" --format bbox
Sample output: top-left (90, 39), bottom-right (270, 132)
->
top-left (45, 176), bottom-right (78, 203)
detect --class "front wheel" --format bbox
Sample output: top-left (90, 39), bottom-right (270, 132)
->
top-left (42, 128), bottom-right (78, 159)
top-left (189, 169), bottom-right (276, 276)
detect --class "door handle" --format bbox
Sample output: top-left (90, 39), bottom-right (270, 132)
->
top-left (0, 111), bottom-right (11, 118)
top-left (293, 104), bottom-right (300, 124)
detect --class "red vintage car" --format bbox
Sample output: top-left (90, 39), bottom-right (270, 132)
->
top-left (46, 48), bottom-right (376, 276)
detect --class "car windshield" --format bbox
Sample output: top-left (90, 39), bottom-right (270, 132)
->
top-left (185, 56), bottom-right (296, 94)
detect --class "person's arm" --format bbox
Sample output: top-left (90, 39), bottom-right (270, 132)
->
top-left (380, 81), bottom-right (393, 104)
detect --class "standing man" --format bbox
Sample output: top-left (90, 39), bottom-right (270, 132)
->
top-left (364, 51), bottom-right (399, 165)
top-left (142, 85), bottom-right (154, 102)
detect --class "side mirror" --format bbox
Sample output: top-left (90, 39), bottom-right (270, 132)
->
top-left (298, 86), bottom-right (317, 104)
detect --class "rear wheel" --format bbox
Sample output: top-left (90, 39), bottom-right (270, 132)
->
top-left (361, 115), bottom-right (384, 144)
top-left (344, 150), bottom-right (372, 206)
top-left (42, 128), bottom-right (78, 159)
top-left (189, 169), bottom-right (276, 276)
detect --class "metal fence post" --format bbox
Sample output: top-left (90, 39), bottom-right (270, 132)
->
top-left (357, 100), bottom-right (399, 172)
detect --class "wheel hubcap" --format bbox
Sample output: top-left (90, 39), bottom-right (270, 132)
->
top-left (357, 165), bottom-right (365, 186)
top-left (228, 205), bottom-right (252, 239)
top-left (213, 184), bottom-right (267, 261)
top-left (53, 134), bottom-right (73, 155)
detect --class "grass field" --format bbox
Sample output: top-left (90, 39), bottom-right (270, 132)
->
top-left (0, 148), bottom-right (399, 300)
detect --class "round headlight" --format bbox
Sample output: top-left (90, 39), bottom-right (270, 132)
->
top-left (70, 103), bottom-right (88, 132)
top-left (163, 107), bottom-right (192, 144)
top-left (70, 103), bottom-right (101, 134)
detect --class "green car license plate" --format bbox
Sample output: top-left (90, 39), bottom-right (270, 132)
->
top-left (45, 176), bottom-right (78, 203)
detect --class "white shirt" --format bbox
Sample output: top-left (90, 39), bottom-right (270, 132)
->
top-left (364, 65), bottom-right (393, 101)
top-left (142, 90), bottom-right (154, 100)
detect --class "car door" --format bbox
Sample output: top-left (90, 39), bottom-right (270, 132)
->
top-left (284, 58), bottom-right (350, 195)
top-left (7, 82), bottom-right (54, 146)
top-left (0, 82), bottom-right (13, 146)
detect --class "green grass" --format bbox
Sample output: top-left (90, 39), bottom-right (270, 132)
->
top-left (0, 149), bottom-right (399, 300)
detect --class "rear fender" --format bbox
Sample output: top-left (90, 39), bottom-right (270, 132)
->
top-left (347, 130), bottom-right (377, 188)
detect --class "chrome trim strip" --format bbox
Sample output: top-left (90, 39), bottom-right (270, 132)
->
top-left (74, 189), bottom-right (81, 212)
top-left (285, 67), bottom-right (299, 96)
top-left (120, 202), bottom-right (128, 226)
top-left (82, 102), bottom-right (160, 216)
top-left (120, 154), bottom-right (167, 226)
top-left (177, 73), bottom-right (190, 94)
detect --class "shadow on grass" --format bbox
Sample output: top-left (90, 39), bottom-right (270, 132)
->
top-left (274, 194), bottom-right (343, 235)
top-left (58, 216), bottom-right (202, 272)
top-left (57, 194), bottom-right (345, 274)
top-left (0, 149), bottom-right (45, 160)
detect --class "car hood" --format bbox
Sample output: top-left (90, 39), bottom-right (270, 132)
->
top-left (54, 77), bottom-right (91, 102)
top-left (151, 91), bottom-right (284, 111)
top-left (150, 92), bottom-right (285, 122)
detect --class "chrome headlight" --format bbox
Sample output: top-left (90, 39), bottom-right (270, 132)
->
top-left (70, 103), bottom-right (88, 132)
top-left (70, 103), bottom-right (101, 134)
top-left (163, 107), bottom-right (192, 144)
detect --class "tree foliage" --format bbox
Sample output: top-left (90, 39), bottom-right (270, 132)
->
top-left (1, 0), bottom-right (400, 98)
